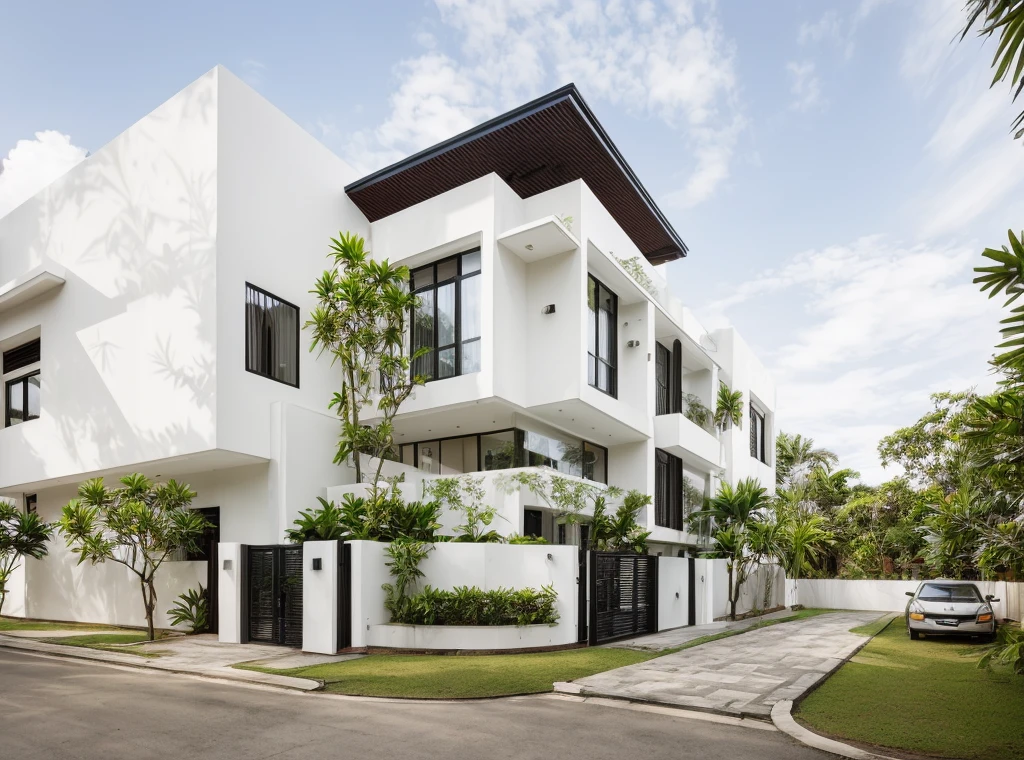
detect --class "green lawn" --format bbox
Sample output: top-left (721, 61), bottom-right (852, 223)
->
top-left (797, 621), bottom-right (1024, 760)
top-left (243, 647), bottom-right (657, 699)
top-left (0, 616), bottom-right (126, 632)
top-left (38, 632), bottom-right (165, 658)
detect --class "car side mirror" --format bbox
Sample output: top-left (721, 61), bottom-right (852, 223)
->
top-left (986, 595), bottom-right (1000, 602)
top-left (905, 591), bottom-right (915, 597)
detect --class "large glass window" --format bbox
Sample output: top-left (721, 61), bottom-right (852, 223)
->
top-left (245, 284), bottom-right (299, 387)
top-left (750, 403), bottom-right (767, 463)
top-left (654, 449), bottom-right (683, 530)
top-left (583, 442), bottom-right (607, 484)
top-left (480, 430), bottom-right (517, 470)
top-left (587, 275), bottom-right (617, 397)
top-left (5, 372), bottom-right (40, 427)
top-left (411, 249), bottom-right (481, 382)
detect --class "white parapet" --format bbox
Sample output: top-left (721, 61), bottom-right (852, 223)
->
top-left (302, 540), bottom-right (339, 654)
top-left (217, 543), bottom-right (243, 643)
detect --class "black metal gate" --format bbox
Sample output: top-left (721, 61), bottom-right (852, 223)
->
top-left (577, 548), bottom-right (589, 643)
top-left (244, 545), bottom-right (303, 647)
top-left (589, 551), bottom-right (658, 645)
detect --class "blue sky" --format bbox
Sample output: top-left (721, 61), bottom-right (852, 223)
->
top-left (2, 0), bottom-right (1023, 482)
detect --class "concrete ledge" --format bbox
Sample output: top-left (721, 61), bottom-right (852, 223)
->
top-left (368, 623), bottom-right (566, 650)
top-left (771, 700), bottom-right (898, 760)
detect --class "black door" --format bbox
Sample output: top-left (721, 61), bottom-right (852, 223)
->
top-left (245, 545), bottom-right (303, 647)
top-left (577, 548), bottom-right (589, 643)
top-left (589, 551), bottom-right (658, 645)
top-left (687, 556), bottom-right (696, 626)
top-left (188, 507), bottom-right (220, 635)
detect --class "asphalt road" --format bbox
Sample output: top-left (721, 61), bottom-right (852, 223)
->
top-left (0, 649), bottom-right (828, 760)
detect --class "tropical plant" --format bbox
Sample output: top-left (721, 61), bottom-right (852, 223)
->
top-left (166, 586), bottom-right (209, 634)
top-left (979, 624), bottom-right (1024, 674)
top-left (683, 393), bottom-right (713, 431)
top-left (306, 231), bottom-right (425, 489)
top-left (615, 254), bottom-right (658, 296)
top-left (286, 493), bottom-right (441, 544)
top-left (423, 475), bottom-right (505, 542)
top-left (714, 382), bottom-right (744, 430)
top-left (776, 432), bottom-right (838, 486)
top-left (0, 500), bottom-right (53, 617)
top-left (393, 584), bottom-right (558, 626)
top-left (57, 474), bottom-right (209, 640)
top-left (746, 517), bottom-right (788, 611)
top-left (381, 539), bottom-right (432, 623)
top-left (782, 512), bottom-right (833, 586)
top-left (961, 0), bottom-right (1024, 141)
top-left (590, 490), bottom-right (652, 553)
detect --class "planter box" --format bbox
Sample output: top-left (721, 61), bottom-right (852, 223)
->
top-left (369, 623), bottom-right (562, 651)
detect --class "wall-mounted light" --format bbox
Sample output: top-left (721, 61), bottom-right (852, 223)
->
top-left (222, 559), bottom-right (232, 570)
top-left (546, 553), bottom-right (553, 561)
top-left (542, 304), bottom-right (556, 315)
top-left (525, 244), bottom-right (535, 251)
top-left (311, 558), bottom-right (322, 571)
top-left (627, 340), bottom-right (639, 348)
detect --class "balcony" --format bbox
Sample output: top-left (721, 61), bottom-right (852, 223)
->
top-left (653, 413), bottom-right (722, 471)
top-left (0, 260), bottom-right (66, 314)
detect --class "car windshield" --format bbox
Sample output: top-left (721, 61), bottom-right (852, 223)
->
top-left (918, 584), bottom-right (982, 603)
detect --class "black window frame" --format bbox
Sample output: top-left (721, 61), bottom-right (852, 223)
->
top-left (750, 403), bottom-right (767, 464)
top-left (3, 339), bottom-right (40, 374)
top-left (410, 248), bottom-right (482, 383)
top-left (244, 282), bottom-right (300, 388)
top-left (5, 370), bottom-right (40, 428)
top-left (654, 448), bottom-right (684, 530)
top-left (655, 342), bottom-right (670, 415)
top-left (524, 509), bottom-right (544, 539)
top-left (24, 494), bottom-right (37, 514)
top-left (587, 274), bottom-right (618, 398)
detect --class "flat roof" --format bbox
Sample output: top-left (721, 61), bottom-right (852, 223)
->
top-left (345, 84), bottom-right (688, 263)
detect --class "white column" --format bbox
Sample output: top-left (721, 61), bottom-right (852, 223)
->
top-left (217, 542), bottom-right (243, 643)
top-left (302, 540), bottom-right (338, 654)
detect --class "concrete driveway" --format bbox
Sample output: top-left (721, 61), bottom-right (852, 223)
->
top-left (1, 648), bottom-right (832, 760)
top-left (570, 611), bottom-right (886, 718)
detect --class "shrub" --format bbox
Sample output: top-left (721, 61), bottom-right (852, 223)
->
top-left (389, 584), bottom-right (558, 627)
top-left (287, 494), bottom-right (441, 544)
top-left (166, 586), bottom-right (209, 634)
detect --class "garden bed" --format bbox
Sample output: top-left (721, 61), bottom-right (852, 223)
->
top-left (368, 623), bottom-right (563, 651)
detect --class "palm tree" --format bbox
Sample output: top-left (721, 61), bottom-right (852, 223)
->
top-left (776, 432), bottom-right (838, 486)
top-left (714, 382), bottom-right (744, 430)
top-left (962, 0), bottom-right (1024, 142)
top-left (747, 517), bottom-right (788, 613)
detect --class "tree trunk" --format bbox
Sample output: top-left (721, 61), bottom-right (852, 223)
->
top-left (140, 577), bottom-right (157, 641)
top-left (727, 561), bottom-right (736, 620)
top-left (347, 361), bottom-right (362, 484)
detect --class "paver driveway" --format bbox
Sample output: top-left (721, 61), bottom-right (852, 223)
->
top-left (572, 611), bottom-right (886, 718)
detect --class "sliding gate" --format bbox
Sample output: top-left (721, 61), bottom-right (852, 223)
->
top-left (589, 551), bottom-right (658, 645)
top-left (244, 545), bottom-right (303, 647)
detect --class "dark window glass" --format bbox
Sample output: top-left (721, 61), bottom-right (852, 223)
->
top-left (410, 249), bottom-right (481, 382)
top-left (587, 275), bottom-right (617, 397)
top-left (655, 343), bottom-right (670, 415)
top-left (558, 523), bottom-right (567, 545)
top-left (750, 404), bottom-right (767, 463)
top-left (654, 449), bottom-right (683, 530)
top-left (25, 494), bottom-right (37, 514)
top-left (416, 440), bottom-right (440, 475)
top-left (918, 584), bottom-right (982, 602)
top-left (245, 284), bottom-right (299, 387)
top-left (582, 442), bottom-right (607, 484)
top-left (524, 509), bottom-right (543, 539)
top-left (481, 430), bottom-right (517, 470)
top-left (5, 371), bottom-right (40, 427)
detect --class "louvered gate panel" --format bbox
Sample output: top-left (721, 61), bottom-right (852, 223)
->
top-left (590, 552), bottom-right (658, 645)
top-left (247, 548), bottom-right (278, 644)
top-left (281, 546), bottom-right (304, 647)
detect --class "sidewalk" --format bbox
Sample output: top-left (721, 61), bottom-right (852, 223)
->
top-left (0, 631), bottom-right (361, 691)
top-left (562, 611), bottom-right (886, 719)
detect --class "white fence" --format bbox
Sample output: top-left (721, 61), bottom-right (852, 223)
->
top-left (793, 579), bottom-right (1024, 621)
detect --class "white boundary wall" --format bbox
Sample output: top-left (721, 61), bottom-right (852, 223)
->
top-left (794, 579), bottom-right (1023, 621)
top-left (657, 557), bottom-right (689, 630)
top-left (348, 541), bottom-right (578, 650)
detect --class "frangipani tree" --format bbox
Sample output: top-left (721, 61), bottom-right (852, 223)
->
top-left (58, 474), bottom-right (209, 640)
top-left (306, 232), bottom-right (425, 490)
top-left (0, 500), bottom-right (52, 616)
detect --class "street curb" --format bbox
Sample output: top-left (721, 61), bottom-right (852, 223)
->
top-left (556, 683), bottom-right (775, 723)
top-left (771, 700), bottom-right (899, 760)
top-left (0, 635), bottom-right (320, 692)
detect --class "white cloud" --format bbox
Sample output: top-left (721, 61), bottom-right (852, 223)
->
top-left (0, 131), bottom-right (88, 220)
top-left (799, 11), bottom-right (841, 45)
top-left (338, 0), bottom-right (742, 205)
top-left (899, 0), bottom-right (966, 92)
top-left (786, 60), bottom-right (823, 111)
top-left (705, 235), bottom-right (1004, 483)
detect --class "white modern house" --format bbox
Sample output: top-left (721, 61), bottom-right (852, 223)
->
top-left (0, 67), bottom-right (776, 648)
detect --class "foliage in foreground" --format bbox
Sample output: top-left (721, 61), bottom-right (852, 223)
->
top-left (386, 584), bottom-right (559, 627)
top-left (0, 500), bottom-right (53, 616)
top-left (166, 586), bottom-right (209, 634)
top-left (57, 474), bottom-right (209, 640)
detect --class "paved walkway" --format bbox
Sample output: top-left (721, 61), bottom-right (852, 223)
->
top-left (567, 611), bottom-right (886, 718)
top-left (0, 632), bottom-right (360, 690)
top-left (605, 608), bottom-right (796, 651)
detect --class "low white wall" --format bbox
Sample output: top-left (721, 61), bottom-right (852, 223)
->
top-left (1, 560), bottom-right (27, 618)
top-left (302, 540), bottom-right (338, 654)
top-left (795, 579), bottom-right (1022, 621)
top-left (658, 557), bottom-right (689, 630)
top-left (737, 564), bottom-right (785, 614)
top-left (20, 546), bottom-right (206, 630)
top-left (347, 541), bottom-right (578, 649)
top-left (369, 623), bottom-right (561, 650)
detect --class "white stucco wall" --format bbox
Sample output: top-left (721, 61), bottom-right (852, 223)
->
top-left (302, 540), bottom-right (338, 654)
top-left (657, 556), bottom-right (689, 630)
top-left (0, 69), bottom-right (220, 490)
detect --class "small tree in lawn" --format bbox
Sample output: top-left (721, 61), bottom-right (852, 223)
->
top-left (307, 232), bottom-right (426, 490)
top-left (58, 474), bottom-right (209, 640)
top-left (0, 500), bottom-right (53, 617)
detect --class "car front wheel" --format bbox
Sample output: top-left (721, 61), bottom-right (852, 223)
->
top-left (909, 629), bottom-right (921, 640)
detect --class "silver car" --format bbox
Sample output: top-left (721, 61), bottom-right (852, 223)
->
top-left (905, 581), bottom-right (999, 641)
